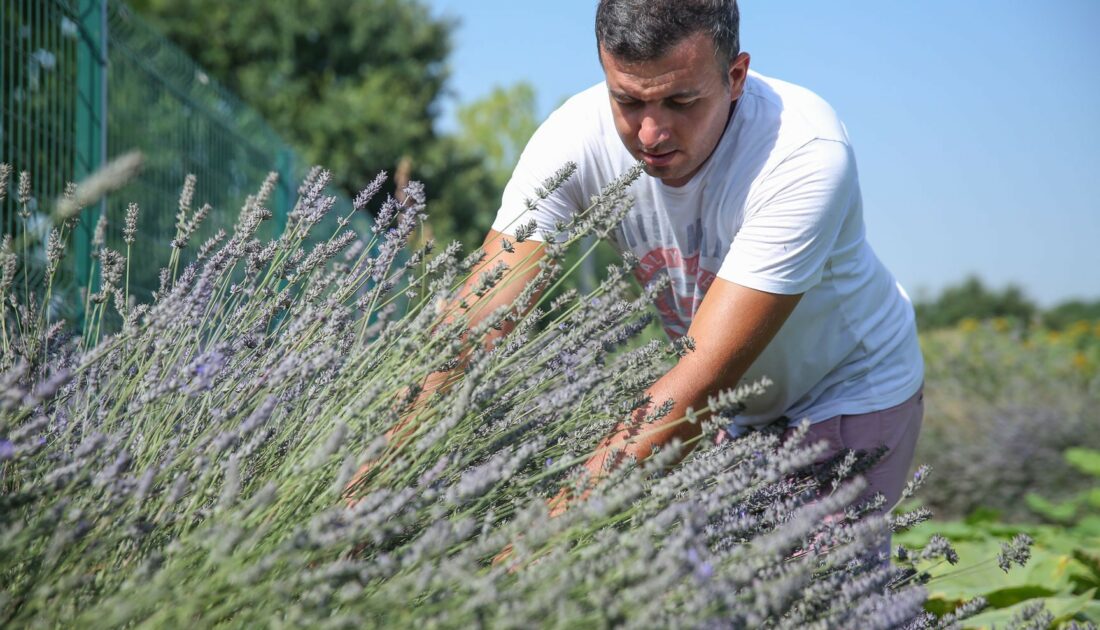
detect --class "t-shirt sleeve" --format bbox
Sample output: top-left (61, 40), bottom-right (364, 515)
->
top-left (717, 138), bottom-right (858, 295)
top-left (490, 103), bottom-right (590, 243)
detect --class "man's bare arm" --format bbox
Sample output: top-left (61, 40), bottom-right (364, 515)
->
top-left (389, 229), bottom-right (548, 432)
top-left (550, 278), bottom-right (802, 514)
top-left (345, 229), bottom-right (547, 500)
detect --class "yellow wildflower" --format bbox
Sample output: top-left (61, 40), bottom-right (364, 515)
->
top-left (1072, 351), bottom-right (1089, 372)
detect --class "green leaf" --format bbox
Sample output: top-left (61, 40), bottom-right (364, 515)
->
top-left (1081, 601), bottom-right (1100, 625)
top-left (1074, 516), bottom-right (1100, 537)
top-left (1049, 588), bottom-right (1097, 626)
top-left (895, 520), bottom-right (988, 545)
top-left (1073, 548), bottom-right (1100, 582)
top-left (982, 585), bottom-right (1059, 608)
top-left (923, 596), bottom-right (966, 617)
top-left (962, 588), bottom-right (1096, 629)
top-left (1086, 487), bottom-right (1100, 509)
top-left (1026, 492), bottom-right (1079, 524)
top-left (965, 507), bottom-right (1003, 525)
top-left (1066, 448), bottom-right (1100, 477)
top-left (923, 540), bottom-right (1081, 600)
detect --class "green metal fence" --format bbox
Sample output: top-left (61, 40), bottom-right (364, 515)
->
top-left (1, 0), bottom-right (305, 319)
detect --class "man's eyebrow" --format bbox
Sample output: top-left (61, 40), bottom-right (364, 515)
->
top-left (667, 90), bottom-right (701, 99)
top-left (609, 89), bottom-right (701, 101)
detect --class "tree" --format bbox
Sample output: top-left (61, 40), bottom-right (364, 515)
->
top-left (416, 135), bottom-right (501, 249)
top-left (381, 81), bottom-right (539, 249)
top-left (914, 276), bottom-right (1037, 330)
top-left (127, 0), bottom-right (453, 200)
top-left (1043, 299), bottom-right (1100, 330)
top-left (456, 82), bottom-right (539, 191)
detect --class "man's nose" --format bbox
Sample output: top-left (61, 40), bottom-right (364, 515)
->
top-left (638, 114), bottom-right (669, 150)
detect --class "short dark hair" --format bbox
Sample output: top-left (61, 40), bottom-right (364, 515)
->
top-left (595, 0), bottom-right (740, 67)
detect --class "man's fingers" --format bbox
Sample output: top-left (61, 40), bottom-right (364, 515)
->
top-left (342, 459), bottom-right (380, 507)
top-left (491, 543), bottom-right (514, 567)
top-left (547, 486), bottom-right (570, 518)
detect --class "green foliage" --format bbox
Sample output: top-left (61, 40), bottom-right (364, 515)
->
top-left (1045, 299), bottom-right (1100, 330)
top-left (896, 516), bottom-right (1100, 628)
top-left (126, 0), bottom-right (451, 199)
top-left (914, 275), bottom-right (1100, 335)
top-left (126, 0), bottom-right (544, 252)
top-left (1066, 448), bottom-right (1100, 477)
top-left (856, 252), bottom-right (1100, 630)
top-left (897, 446), bottom-right (1100, 625)
top-left (914, 275), bottom-right (1037, 331)
top-left (969, 590), bottom-right (1096, 629)
top-left (456, 82), bottom-right (539, 190)
top-left (1027, 493), bottom-right (1088, 526)
top-left (423, 82), bottom-right (542, 249)
top-left (1026, 448), bottom-right (1100, 529)
top-left (916, 319), bottom-right (1100, 520)
top-left (908, 307), bottom-right (1100, 626)
top-left (416, 135), bottom-right (506, 250)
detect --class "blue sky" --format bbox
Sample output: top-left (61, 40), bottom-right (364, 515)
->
top-left (427, 0), bottom-right (1100, 306)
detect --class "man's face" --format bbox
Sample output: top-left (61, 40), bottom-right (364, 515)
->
top-left (600, 32), bottom-right (750, 187)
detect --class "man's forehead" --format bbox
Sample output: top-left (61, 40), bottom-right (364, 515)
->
top-left (599, 33), bottom-right (726, 94)
top-left (602, 56), bottom-right (720, 100)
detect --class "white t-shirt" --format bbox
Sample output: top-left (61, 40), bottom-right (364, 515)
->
top-left (492, 70), bottom-right (924, 433)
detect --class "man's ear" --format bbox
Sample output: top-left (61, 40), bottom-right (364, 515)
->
top-left (728, 52), bottom-right (751, 100)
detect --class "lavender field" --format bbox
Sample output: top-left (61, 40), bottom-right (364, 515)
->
top-left (0, 159), bottom-right (1091, 628)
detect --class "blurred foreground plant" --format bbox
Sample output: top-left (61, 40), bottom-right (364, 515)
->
top-left (0, 159), bottom-right (1015, 628)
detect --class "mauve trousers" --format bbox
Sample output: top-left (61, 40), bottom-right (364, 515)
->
top-left (798, 387), bottom-right (923, 517)
top-left (719, 385), bottom-right (925, 516)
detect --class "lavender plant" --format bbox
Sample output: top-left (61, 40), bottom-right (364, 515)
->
top-left (0, 158), bottom-right (1009, 628)
top-left (917, 323), bottom-right (1100, 520)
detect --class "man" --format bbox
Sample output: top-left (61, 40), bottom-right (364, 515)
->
top-left (398, 0), bottom-right (924, 519)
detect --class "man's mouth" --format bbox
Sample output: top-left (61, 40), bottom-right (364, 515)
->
top-left (640, 149), bottom-right (677, 167)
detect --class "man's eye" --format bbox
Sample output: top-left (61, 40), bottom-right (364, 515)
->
top-left (668, 100), bottom-right (696, 110)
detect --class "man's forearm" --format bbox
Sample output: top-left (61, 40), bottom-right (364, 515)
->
top-left (345, 232), bottom-right (548, 498)
top-left (578, 360), bottom-right (713, 485)
top-left (556, 282), bottom-right (802, 515)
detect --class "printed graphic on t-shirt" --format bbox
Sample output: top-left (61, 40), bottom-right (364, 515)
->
top-left (615, 214), bottom-right (725, 339)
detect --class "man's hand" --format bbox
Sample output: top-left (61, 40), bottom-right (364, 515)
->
top-left (343, 230), bottom-right (548, 507)
top-left (552, 278), bottom-right (803, 514)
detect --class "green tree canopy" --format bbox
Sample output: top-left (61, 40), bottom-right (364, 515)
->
top-left (130, 0), bottom-right (544, 249)
top-left (914, 276), bottom-right (1038, 330)
top-left (127, 0), bottom-right (453, 199)
top-left (456, 82), bottom-right (539, 191)
top-left (1043, 299), bottom-right (1100, 329)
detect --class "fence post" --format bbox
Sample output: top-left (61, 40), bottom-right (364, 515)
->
top-left (274, 146), bottom-right (293, 235)
top-left (73, 0), bottom-right (107, 319)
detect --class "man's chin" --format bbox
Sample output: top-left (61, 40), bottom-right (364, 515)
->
top-left (639, 158), bottom-right (674, 175)
top-left (641, 162), bottom-right (691, 185)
